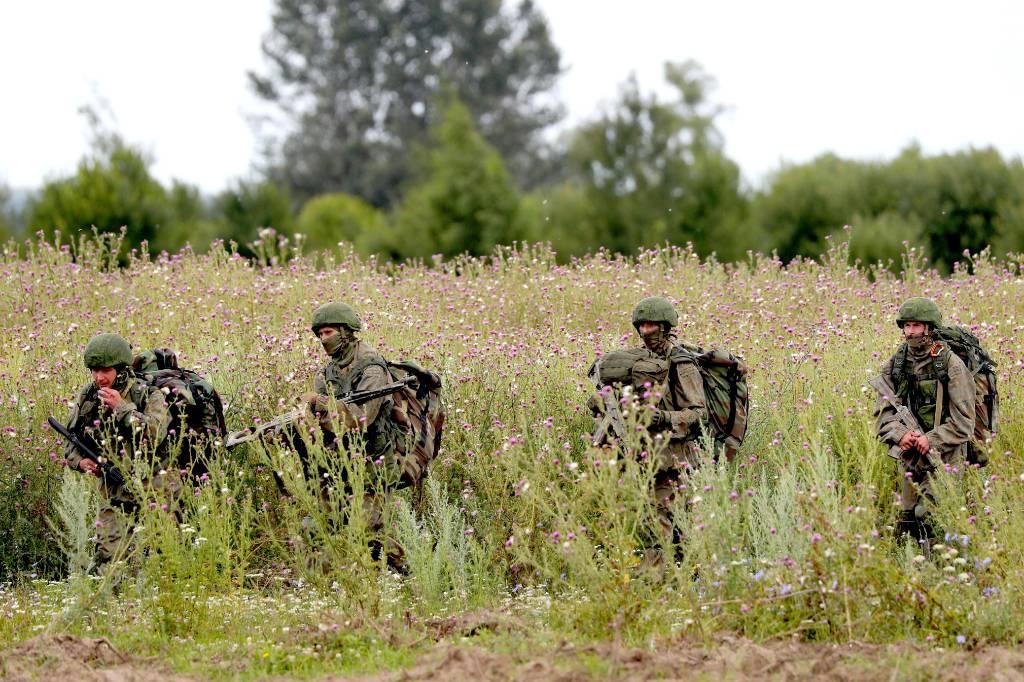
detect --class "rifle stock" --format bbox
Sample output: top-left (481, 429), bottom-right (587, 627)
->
top-left (225, 376), bottom-right (416, 449)
top-left (47, 416), bottom-right (126, 487)
top-left (592, 389), bottom-right (628, 446)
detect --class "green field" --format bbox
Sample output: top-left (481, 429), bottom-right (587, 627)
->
top-left (2, 235), bottom-right (1022, 679)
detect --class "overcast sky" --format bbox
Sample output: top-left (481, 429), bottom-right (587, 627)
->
top-left (2, 0), bottom-right (1022, 195)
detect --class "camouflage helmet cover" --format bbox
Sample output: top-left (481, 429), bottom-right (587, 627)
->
top-left (311, 302), bottom-right (362, 333)
top-left (83, 333), bottom-right (132, 369)
top-left (631, 296), bottom-right (679, 329)
top-left (896, 297), bottom-right (942, 328)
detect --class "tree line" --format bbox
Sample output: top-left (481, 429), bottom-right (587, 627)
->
top-left (2, 0), bottom-right (1023, 269)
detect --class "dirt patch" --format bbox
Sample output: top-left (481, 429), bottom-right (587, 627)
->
top-left (0, 635), bottom-right (191, 682)
top-left (327, 636), bottom-right (1024, 681)
top-left (423, 610), bottom-right (525, 640)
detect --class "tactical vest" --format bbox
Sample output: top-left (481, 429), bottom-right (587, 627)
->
top-left (317, 352), bottom-right (401, 468)
top-left (891, 343), bottom-right (951, 432)
top-left (69, 378), bottom-right (156, 459)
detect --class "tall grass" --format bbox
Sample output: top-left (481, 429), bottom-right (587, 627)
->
top-left (1, 234), bottom-right (1023, 666)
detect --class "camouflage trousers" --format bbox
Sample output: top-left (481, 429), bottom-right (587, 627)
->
top-left (94, 472), bottom-right (184, 566)
top-left (899, 449), bottom-right (965, 515)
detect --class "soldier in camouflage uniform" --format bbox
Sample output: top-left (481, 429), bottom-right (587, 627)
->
top-left (62, 333), bottom-right (172, 565)
top-left (590, 297), bottom-right (708, 553)
top-left (875, 298), bottom-right (975, 546)
top-left (304, 302), bottom-right (405, 561)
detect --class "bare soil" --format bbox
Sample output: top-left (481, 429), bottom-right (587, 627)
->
top-left (333, 635), bottom-right (1024, 681)
top-left (5, 631), bottom-right (1024, 681)
top-left (0, 634), bottom-right (191, 682)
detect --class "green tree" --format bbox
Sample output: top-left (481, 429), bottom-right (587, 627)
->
top-left (751, 145), bottom-right (1024, 268)
top-left (391, 97), bottom-right (522, 258)
top-left (520, 182), bottom-right (601, 261)
top-left (27, 139), bottom-right (185, 250)
top-left (747, 154), bottom-right (878, 262)
top-left (295, 193), bottom-right (387, 254)
top-left (566, 61), bottom-right (747, 259)
top-left (890, 146), bottom-right (1024, 270)
top-left (214, 180), bottom-right (294, 253)
top-left (250, 0), bottom-right (563, 207)
top-left (0, 183), bottom-right (14, 240)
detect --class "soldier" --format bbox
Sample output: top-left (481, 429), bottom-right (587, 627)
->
top-left (303, 302), bottom-right (411, 564)
top-left (590, 297), bottom-right (708, 557)
top-left (875, 297), bottom-right (975, 546)
top-left (61, 333), bottom-right (172, 566)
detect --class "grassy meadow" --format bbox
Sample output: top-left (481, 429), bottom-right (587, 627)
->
top-left (1, 232), bottom-right (1023, 678)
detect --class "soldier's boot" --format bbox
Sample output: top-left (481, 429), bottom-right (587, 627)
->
top-left (898, 509), bottom-right (935, 557)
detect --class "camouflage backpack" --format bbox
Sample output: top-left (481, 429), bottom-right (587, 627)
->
top-left (385, 360), bottom-right (445, 488)
top-left (589, 345), bottom-right (749, 460)
top-left (891, 326), bottom-right (998, 465)
top-left (671, 344), bottom-right (750, 461)
top-left (133, 349), bottom-right (227, 474)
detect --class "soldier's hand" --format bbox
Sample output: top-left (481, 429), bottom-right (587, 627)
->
top-left (914, 434), bottom-right (930, 455)
top-left (98, 387), bottom-right (124, 410)
top-left (79, 458), bottom-right (100, 476)
top-left (303, 392), bottom-right (329, 415)
top-left (648, 409), bottom-right (669, 429)
top-left (898, 431), bottom-right (918, 451)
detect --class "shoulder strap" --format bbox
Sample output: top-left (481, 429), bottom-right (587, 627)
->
top-left (891, 343), bottom-right (908, 394)
top-left (68, 384), bottom-right (97, 432)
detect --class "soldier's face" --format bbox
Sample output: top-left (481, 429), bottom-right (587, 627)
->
top-left (902, 321), bottom-right (928, 339)
top-left (317, 326), bottom-right (340, 341)
top-left (637, 322), bottom-right (660, 337)
top-left (91, 367), bottom-right (117, 389)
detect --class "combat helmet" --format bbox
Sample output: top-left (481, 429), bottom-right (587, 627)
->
top-left (631, 296), bottom-right (679, 330)
top-left (83, 333), bottom-right (133, 369)
top-left (311, 302), bottom-right (362, 333)
top-left (896, 297), bottom-right (942, 328)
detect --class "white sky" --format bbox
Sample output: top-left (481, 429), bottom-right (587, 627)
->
top-left (1, 0), bottom-right (1022, 194)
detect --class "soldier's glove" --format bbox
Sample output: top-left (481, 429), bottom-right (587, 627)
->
top-left (648, 409), bottom-right (670, 430)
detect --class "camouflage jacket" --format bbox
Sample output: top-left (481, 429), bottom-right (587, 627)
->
top-left (63, 376), bottom-right (171, 489)
top-left (876, 344), bottom-right (975, 462)
top-left (588, 342), bottom-right (708, 469)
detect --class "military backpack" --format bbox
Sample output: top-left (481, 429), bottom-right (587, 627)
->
top-left (133, 350), bottom-right (227, 475)
top-left (590, 344), bottom-right (749, 460)
top-left (672, 344), bottom-right (749, 461)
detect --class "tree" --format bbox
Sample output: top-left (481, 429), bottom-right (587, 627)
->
top-left (250, 0), bottom-right (563, 207)
top-left (566, 61), bottom-right (748, 259)
top-left (0, 183), bottom-right (14, 240)
top-left (295, 192), bottom-right (386, 254)
top-left (889, 146), bottom-right (1023, 270)
top-left (748, 154), bottom-right (878, 262)
top-left (391, 97), bottom-right (522, 258)
top-left (214, 180), bottom-right (294, 253)
top-left (750, 145), bottom-right (1024, 268)
top-left (27, 138), bottom-right (185, 251)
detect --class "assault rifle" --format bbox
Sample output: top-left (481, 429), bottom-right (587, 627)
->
top-left (867, 373), bottom-right (924, 461)
top-left (591, 388), bottom-right (629, 446)
top-left (225, 375), bottom-right (416, 449)
top-left (47, 416), bottom-right (126, 487)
